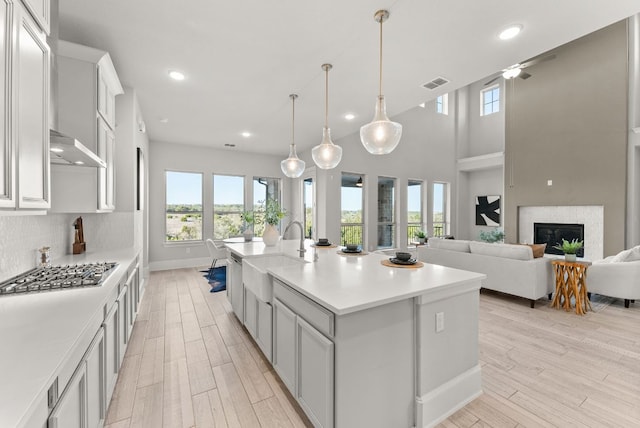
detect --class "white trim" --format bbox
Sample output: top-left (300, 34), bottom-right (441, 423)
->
top-left (149, 257), bottom-right (227, 271)
top-left (415, 365), bottom-right (482, 428)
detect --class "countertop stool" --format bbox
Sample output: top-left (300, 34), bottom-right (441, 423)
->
top-left (551, 260), bottom-right (592, 315)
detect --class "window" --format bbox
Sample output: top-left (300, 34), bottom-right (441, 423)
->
top-left (407, 180), bottom-right (423, 242)
top-left (213, 174), bottom-right (244, 239)
top-left (341, 173), bottom-right (364, 246)
top-left (377, 176), bottom-right (396, 249)
top-left (432, 182), bottom-right (449, 237)
top-left (436, 94), bottom-right (448, 115)
top-left (165, 171), bottom-right (203, 241)
top-left (481, 86), bottom-right (500, 116)
top-left (303, 178), bottom-right (314, 239)
top-left (253, 176), bottom-right (281, 236)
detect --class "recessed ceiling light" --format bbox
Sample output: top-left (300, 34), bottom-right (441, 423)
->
top-left (168, 70), bottom-right (185, 81)
top-left (74, 161), bottom-right (84, 165)
top-left (159, 118), bottom-right (169, 123)
top-left (418, 102), bottom-right (426, 108)
top-left (344, 113), bottom-right (355, 121)
top-left (50, 147), bottom-right (63, 153)
top-left (241, 131), bottom-right (251, 138)
top-left (499, 25), bottom-right (522, 40)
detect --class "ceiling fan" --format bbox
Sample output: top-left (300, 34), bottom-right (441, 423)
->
top-left (484, 54), bottom-right (556, 86)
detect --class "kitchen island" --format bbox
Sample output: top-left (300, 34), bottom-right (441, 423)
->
top-left (225, 239), bottom-right (486, 428)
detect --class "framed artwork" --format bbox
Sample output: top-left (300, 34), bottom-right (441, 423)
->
top-left (136, 147), bottom-right (144, 210)
top-left (476, 195), bottom-right (500, 226)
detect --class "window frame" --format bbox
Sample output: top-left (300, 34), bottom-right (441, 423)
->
top-left (432, 181), bottom-right (450, 237)
top-left (164, 170), bottom-right (204, 243)
top-left (435, 93), bottom-right (449, 115)
top-left (407, 179), bottom-right (424, 243)
top-left (480, 85), bottom-right (500, 116)
top-left (340, 172), bottom-right (365, 247)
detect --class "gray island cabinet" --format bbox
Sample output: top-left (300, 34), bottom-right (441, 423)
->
top-left (225, 240), bottom-right (485, 428)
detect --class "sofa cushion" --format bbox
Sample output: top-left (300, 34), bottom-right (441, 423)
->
top-left (469, 241), bottom-right (533, 261)
top-left (610, 245), bottom-right (640, 262)
top-left (428, 239), bottom-right (471, 252)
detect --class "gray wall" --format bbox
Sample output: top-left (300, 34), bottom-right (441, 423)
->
top-left (504, 21), bottom-right (628, 256)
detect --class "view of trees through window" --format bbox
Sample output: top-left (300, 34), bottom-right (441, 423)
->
top-left (165, 171), bottom-right (203, 241)
top-left (303, 178), bottom-right (313, 239)
top-left (253, 177), bottom-right (281, 236)
top-left (433, 182), bottom-right (448, 236)
top-left (213, 175), bottom-right (244, 239)
top-left (407, 179), bottom-right (423, 241)
top-left (341, 173), bottom-right (364, 246)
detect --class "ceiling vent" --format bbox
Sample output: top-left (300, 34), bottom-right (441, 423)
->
top-left (422, 77), bottom-right (449, 90)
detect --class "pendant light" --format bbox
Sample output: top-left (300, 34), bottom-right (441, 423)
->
top-left (312, 64), bottom-right (342, 169)
top-left (281, 94), bottom-right (306, 178)
top-left (360, 9), bottom-right (402, 155)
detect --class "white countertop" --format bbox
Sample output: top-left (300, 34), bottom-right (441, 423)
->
top-left (225, 240), bottom-right (486, 315)
top-left (0, 248), bottom-right (139, 428)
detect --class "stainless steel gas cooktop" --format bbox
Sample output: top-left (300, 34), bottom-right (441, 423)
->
top-left (0, 262), bottom-right (118, 295)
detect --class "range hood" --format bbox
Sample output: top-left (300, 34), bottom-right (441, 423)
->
top-left (50, 130), bottom-right (106, 168)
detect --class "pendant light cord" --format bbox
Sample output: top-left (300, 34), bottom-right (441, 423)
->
top-left (379, 16), bottom-right (383, 97)
top-left (325, 67), bottom-right (329, 128)
top-left (291, 95), bottom-right (295, 146)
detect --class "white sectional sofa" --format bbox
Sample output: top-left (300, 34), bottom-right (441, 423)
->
top-left (588, 246), bottom-right (640, 308)
top-left (418, 239), bottom-right (554, 307)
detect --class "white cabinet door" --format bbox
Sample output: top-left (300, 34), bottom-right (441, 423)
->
top-left (244, 287), bottom-right (257, 337)
top-left (85, 327), bottom-right (105, 428)
top-left (97, 117), bottom-right (115, 211)
top-left (15, 3), bottom-right (49, 209)
top-left (117, 285), bottom-right (128, 365)
top-left (97, 65), bottom-right (116, 128)
top-left (48, 360), bottom-right (86, 428)
top-left (229, 257), bottom-right (244, 321)
top-left (103, 302), bottom-right (119, 405)
top-left (0, 0), bottom-right (14, 209)
top-left (297, 317), bottom-right (334, 428)
top-left (18, 0), bottom-right (49, 35)
top-left (255, 300), bottom-right (273, 362)
top-left (127, 268), bottom-right (138, 333)
top-left (272, 298), bottom-right (296, 394)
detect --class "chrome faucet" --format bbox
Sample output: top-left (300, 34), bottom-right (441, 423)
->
top-left (284, 220), bottom-right (306, 257)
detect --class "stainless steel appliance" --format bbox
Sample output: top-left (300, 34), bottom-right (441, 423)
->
top-left (0, 262), bottom-right (118, 295)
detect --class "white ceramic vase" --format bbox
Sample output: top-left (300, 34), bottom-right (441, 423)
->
top-left (262, 224), bottom-right (280, 247)
top-left (565, 253), bottom-right (577, 262)
top-left (243, 228), bottom-right (253, 242)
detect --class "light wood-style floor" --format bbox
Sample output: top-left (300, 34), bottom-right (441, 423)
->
top-left (106, 267), bottom-right (640, 428)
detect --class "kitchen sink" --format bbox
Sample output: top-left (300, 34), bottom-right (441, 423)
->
top-left (242, 255), bottom-right (307, 302)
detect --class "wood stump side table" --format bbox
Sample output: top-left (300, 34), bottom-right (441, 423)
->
top-left (551, 260), bottom-right (592, 315)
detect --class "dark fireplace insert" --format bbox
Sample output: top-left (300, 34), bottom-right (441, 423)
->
top-left (534, 222), bottom-right (584, 257)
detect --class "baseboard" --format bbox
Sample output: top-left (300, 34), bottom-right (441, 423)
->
top-left (149, 257), bottom-right (227, 271)
top-left (415, 365), bottom-right (482, 428)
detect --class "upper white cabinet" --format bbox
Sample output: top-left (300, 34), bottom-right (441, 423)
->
top-left (19, 0), bottom-right (49, 35)
top-left (0, 0), bottom-right (50, 212)
top-left (51, 40), bottom-right (123, 213)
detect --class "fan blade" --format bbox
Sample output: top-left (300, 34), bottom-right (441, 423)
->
top-left (520, 54), bottom-right (556, 69)
top-left (519, 71), bottom-right (532, 80)
top-left (484, 75), bottom-right (500, 86)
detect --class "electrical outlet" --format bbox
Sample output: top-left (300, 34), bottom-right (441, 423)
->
top-left (436, 312), bottom-right (445, 333)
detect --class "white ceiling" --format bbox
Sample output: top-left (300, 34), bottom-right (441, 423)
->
top-left (58, 1), bottom-right (640, 157)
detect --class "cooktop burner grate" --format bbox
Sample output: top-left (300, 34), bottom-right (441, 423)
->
top-left (0, 262), bottom-right (118, 296)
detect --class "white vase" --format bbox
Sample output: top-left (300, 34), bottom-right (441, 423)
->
top-left (262, 224), bottom-right (280, 247)
top-left (243, 228), bottom-right (253, 242)
top-left (565, 253), bottom-right (577, 262)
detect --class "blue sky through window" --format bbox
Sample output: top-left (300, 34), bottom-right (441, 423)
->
top-left (166, 171), bottom-right (202, 204)
top-left (214, 175), bottom-right (243, 205)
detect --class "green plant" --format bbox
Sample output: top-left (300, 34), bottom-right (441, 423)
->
top-left (241, 210), bottom-right (255, 225)
top-left (263, 199), bottom-right (286, 226)
top-left (479, 228), bottom-right (505, 243)
top-left (414, 229), bottom-right (426, 239)
top-left (553, 238), bottom-right (583, 254)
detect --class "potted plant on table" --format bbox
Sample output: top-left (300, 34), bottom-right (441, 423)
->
top-left (261, 199), bottom-right (286, 246)
top-left (553, 238), bottom-right (583, 262)
top-left (479, 228), bottom-right (505, 243)
top-left (414, 229), bottom-right (427, 245)
top-left (240, 210), bottom-right (255, 242)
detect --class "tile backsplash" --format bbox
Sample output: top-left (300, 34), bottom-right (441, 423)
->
top-left (0, 212), bottom-right (134, 282)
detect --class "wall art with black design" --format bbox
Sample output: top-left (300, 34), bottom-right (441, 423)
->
top-left (475, 195), bottom-right (500, 226)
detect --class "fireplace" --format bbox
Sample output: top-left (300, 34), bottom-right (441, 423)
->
top-left (534, 222), bottom-right (585, 257)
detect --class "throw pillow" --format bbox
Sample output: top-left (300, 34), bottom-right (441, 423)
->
top-left (516, 243), bottom-right (546, 258)
top-left (611, 245), bottom-right (640, 262)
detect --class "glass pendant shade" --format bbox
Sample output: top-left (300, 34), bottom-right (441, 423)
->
top-left (312, 127), bottom-right (342, 169)
top-left (312, 63), bottom-right (342, 169)
top-left (280, 93), bottom-right (305, 178)
top-left (360, 95), bottom-right (402, 155)
top-left (281, 144), bottom-right (305, 178)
